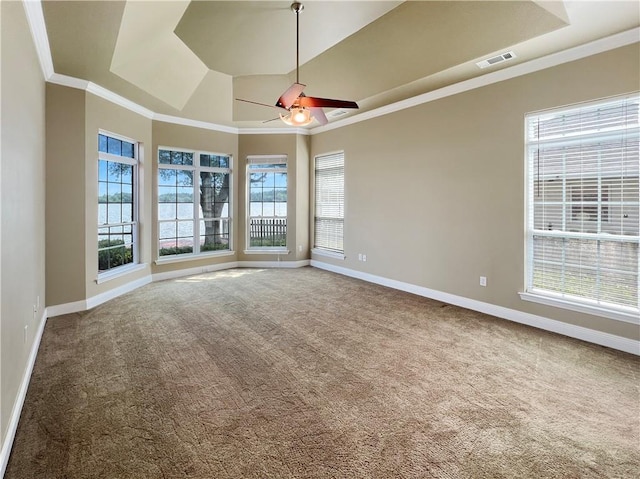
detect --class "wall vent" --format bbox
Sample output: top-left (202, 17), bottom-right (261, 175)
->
top-left (476, 51), bottom-right (517, 69)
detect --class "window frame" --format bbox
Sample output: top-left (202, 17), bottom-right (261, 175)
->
top-left (245, 155), bottom-right (289, 254)
top-left (312, 151), bottom-right (345, 259)
top-left (97, 130), bottom-right (139, 280)
top-left (520, 94), bottom-right (640, 324)
top-left (156, 147), bottom-right (233, 262)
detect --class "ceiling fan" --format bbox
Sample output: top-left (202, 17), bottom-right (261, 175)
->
top-left (236, 2), bottom-right (359, 126)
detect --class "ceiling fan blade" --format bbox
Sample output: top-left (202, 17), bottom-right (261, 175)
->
top-left (299, 97), bottom-right (359, 109)
top-left (310, 107), bottom-right (328, 126)
top-left (237, 98), bottom-right (277, 109)
top-left (262, 116), bottom-right (282, 123)
top-left (276, 83), bottom-right (306, 109)
top-left (236, 98), bottom-right (289, 113)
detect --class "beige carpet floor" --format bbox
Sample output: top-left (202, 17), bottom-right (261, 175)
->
top-left (5, 267), bottom-right (640, 478)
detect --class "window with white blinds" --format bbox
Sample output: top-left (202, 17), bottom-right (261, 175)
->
top-left (524, 94), bottom-right (639, 322)
top-left (314, 152), bottom-right (345, 253)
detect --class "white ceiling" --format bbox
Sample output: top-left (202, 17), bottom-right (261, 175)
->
top-left (40, 1), bottom-right (640, 129)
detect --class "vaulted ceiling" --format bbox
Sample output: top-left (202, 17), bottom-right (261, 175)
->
top-left (41, 1), bottom-right (640, 129)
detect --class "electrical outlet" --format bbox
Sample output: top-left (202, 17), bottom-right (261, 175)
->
top-left (362, 254), bottom-right (367, 262)
top-left (480, 276), bottom-right (487, 287)
top-left (298, 245), bottom-right (303, 252)
top-left (24, 325), bottom-right (28, 343)
top-left (358, 253), bottom-right (363, 261)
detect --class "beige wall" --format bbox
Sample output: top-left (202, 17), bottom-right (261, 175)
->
top-left (238, 133), bottom-right (309, 262)
top-left (1, 0), bottom-right (46, 452)
top-left (45, 84), bottom-right (86, 305)
top-left (311, 43), bottom-right (640, 341)
top-left (296, 135), bottom-right (310, 261)
top-left (151, 121), bottom-right (239, 276)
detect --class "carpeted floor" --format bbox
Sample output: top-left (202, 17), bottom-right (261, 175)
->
top-left (5, 267), bottom-right (640, 478)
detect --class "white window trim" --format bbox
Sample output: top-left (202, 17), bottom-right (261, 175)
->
top-left (97, 130), bottom-right (140, 279)
top-left (157, 147), bottom-right (233, 261)
top-left (311, 248), bottom-right (345, 260)
top-left (243, 248), bottom-right (290, 255)
top-left (519, 291), bottom-right (639, 324)
top-left (155, 250), bottom-right (235, 265)
top-left (96, 263), bottom-right (147, 284)
top-left (246, 155), bottom-right (288, 251)
top-left (522, 94), bottom-right (640, 324)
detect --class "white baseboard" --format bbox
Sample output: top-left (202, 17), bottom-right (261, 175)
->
top-left (46, 299), bottom-right (87, 318)
top-left (47, 275), bottom-right (152, 318)
top-left (49, 259), bottom-right (312, 316)
top-left (310, 260), bottom-right (640, 356)
top-left (85, 275), bottom-right (152, 311)
top-left (239, 259), bottom-right (310, 269)
top-left (152, 261), bottom-right (241, 282)
top-left (0, 310), bottom-right (48, 478)
top-left (47, 258), bottom-right (638, 355)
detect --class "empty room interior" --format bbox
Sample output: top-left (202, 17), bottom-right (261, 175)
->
top-left (1, 0), bottom-right (639, 477)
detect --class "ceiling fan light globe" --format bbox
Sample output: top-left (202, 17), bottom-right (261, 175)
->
top-left (293, 108), bottom-right (309, 123)
top-left (280, 107), bottom-right (313, 126)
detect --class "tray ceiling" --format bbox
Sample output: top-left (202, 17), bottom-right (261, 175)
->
top-left (40, 1), bottom-right (639, 128)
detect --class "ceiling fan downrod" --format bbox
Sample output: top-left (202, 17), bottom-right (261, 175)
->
top-left (291, 2), bottom-right (304, 84)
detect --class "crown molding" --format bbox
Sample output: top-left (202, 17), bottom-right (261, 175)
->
top-left (311, 27), bottom-right (640, 134)
top-left (22, 0), bottom-right (639, 137)
top-left (46, 72), bottom-right (308, 135)
top-left (48, 73), bottom-right (155, 118)
top-left (239, 127), bottom-right (311, 135)
top-left (22, 0), bottom-right (53, 80)
top-left (152, 113), bottom-right (238, 134)
top-left (48, 72), bottom-right (89, 91)
top-left (88, 82), bottom-right (155, 119)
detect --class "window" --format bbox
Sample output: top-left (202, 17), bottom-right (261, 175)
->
top-left (247, 156), bottom-right (287, 249)
top-left (314, 152), bottom-right (345, 253)
top-left (524, 94), bottom-right (639, 321)
top-left (98, 132), bottom-right (137, 274)
top-left (158, 148), bottom-right (231, 258)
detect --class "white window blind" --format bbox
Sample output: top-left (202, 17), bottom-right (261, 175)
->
top-left (314, 152), bottom-right (345, 253)
top-left (525, 94), bottom-right (639, 320)
top-left (247, 155), bottom-right (287, 167)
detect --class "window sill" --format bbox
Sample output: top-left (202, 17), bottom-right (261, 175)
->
top-left (96, 263), bottom-right (147, 284)
top-left (243, 248), bottom-right (290, 255)
top-left (519, 291), bottom-right (639, 324)
top-left (312, 248), bottom-right (345, 260)
top-left (155, 250), bottom-right (235, 265)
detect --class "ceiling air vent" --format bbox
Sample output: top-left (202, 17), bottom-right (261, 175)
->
top-left (328, 109), bottom-right (349, 118)
top-left (476, 51), bottom-right (517, 69)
